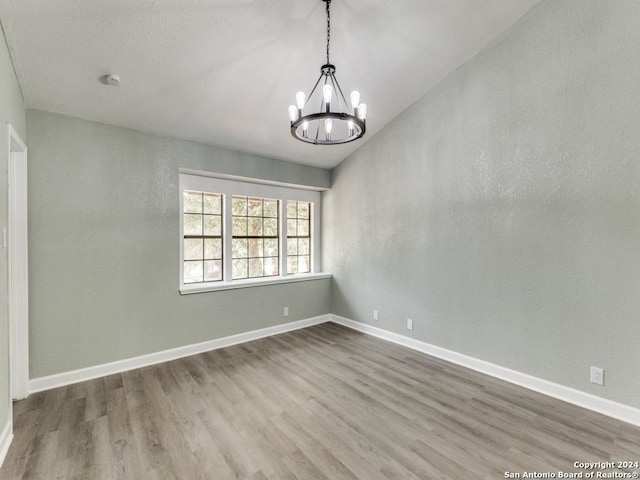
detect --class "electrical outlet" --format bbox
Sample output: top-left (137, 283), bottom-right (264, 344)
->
top-left (373, 310), bottom-right (379, 321)
top-left (406, 318), bottom-right (413, 331)
top-left (590, 366), bottom-right (604, 386)
top-left (283, 307), bottom-right (289, 317)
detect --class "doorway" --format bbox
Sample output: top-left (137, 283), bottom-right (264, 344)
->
top-left (8, 124), bottom-right (28, 402)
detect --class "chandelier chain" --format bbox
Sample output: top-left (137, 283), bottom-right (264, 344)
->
top-left (326, 0), bottom-right (331, 65)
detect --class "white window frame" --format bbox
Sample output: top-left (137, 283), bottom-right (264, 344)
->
top-left (179, 172), bottom-right (328, 294)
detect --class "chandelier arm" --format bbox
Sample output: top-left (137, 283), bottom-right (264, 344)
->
top-left (330, 72), bottom-right (350, 113)
top-left (320, 73), bottom-right (330, 113)
top-left (313, 113), bottom-right (321, 142)
top-left (327, 74), bottom-right (341, 113)
top-left (305, 73), bottom-right (324, 109)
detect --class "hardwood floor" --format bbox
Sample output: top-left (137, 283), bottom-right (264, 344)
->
top-left (1, 323), bottom-right (639, 479)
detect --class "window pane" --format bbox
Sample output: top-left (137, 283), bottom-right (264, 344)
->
top-left (297, 202), bottom-right (310, 219)
top-left (299, 238), bottom-right (310, 255)
top-left (264, 238), bottom-right (278, 257)
top-left (247, 217), bottom-right (262, 236)
top-left (184, 214), bottom-right (203, 235)
top-left (264, 200), bottom-right (278, 218)
top-left (248, 198), bottom-right (263, 217)
top-left (232, 238), bottom-right (248, 258)
top-left (233, 259), bottom-right (248, 279)
top-left (203, 193), bottom-right (221, 215)
top-left (184, 261), bottom-right (203, 283)
top-left (204, 238), bottom-right (222, 259)
top-left (287, 203), bottom-right (297, 219)
top-left (248, 239), bottom-right (263, 258)
top-left (232, 217), bottom-right (247, 236)
top-left (264, 218), bottom-right (278, 236)
top-left (232, 197), bottom-right (247, 216)
top-left (287, 256), bottom-right (298, 274)
top-left (287, 219), bottom-right (297, 236)
top-left (183, 191), bottom-right (202, 213)
top-left (287, 240), bottom-right (297, 256)
top-left (297, 219), bottom-right (309, 236)
top-left (204, 215), bottom-right (221, 236)
top-left (204, 260), bottom-right (222, 282)
top-left (184, 238), bottom-right (203, 261)
top-left (249, 258), bottom-right (264, 278)
top-left (264, 257), bottom-right (278, 276)
top-left (298, 256), bottom-right (310, 273)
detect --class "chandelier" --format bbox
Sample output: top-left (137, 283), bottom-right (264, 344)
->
top-left (289, 0), bottom-right (366, 145)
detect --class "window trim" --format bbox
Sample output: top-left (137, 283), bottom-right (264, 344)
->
top-left (179, 173), bottom-right (325, 294)
top-left (180, 272), bottom-right (332, 295)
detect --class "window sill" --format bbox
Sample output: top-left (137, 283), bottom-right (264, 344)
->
top-left (180, 272), bottom-right (332, 295)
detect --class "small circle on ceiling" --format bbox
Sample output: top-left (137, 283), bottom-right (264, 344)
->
top-left (99, 74), bottom-right (120, 86)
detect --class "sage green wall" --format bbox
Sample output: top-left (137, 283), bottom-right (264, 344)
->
top-left (0, 27), bottom-right (25, 430)
top-left (27, 110), bottom-right (330, 379)
top-left (324, 0), bottom-right (640, 409)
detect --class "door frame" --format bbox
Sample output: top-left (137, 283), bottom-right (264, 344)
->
top-left (7, 123), bottom-right (28, 403)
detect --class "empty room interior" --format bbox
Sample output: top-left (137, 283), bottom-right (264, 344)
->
top-left (0, 0), bottom-right (639, 478)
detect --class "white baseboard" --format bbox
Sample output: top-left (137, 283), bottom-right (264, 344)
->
top-left (0, 420), bottom-right (13, 469)
top-left (29, 315), bottom-right (331, 394)
top-left (330, 314), bottom-right (640, 427)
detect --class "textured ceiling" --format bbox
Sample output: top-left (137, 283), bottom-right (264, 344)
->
top-left (0, 0), bottom-right (541, 168)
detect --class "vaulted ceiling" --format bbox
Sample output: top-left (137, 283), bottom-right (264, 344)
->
top-left (0, 0), bottom-right (541, 168)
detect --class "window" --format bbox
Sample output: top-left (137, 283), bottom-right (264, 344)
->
top-left (287, 201), bottom-right (311, 274)
top-left (179, 172), bottom-right (325, 293)
top-left (231, 196), bottom-right (279, 279)
top-left (183, 191), bottom-right (223, 283)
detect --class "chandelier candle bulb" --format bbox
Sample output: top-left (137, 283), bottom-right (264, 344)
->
top-left (348, 120), bottom-right (354, 136)
top-left (358, 103), bottom-right (367, 120)
top-left (322, 84), bottom-right (333, 112)
top-left (296, 91), bottom-right (306, 110)
top-left (296, 92), bottom-right (305, 119)
top-left (302, 121), bottom-right (309, 138)
top-left (325, 118), bottom-right (333, 140)
top-left (350, 91), bottom-right (360, 109)
top-left (288, 105), bottom-right (298, 122)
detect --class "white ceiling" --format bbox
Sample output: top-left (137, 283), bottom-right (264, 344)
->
top-left (0, 0), bottom-right (541, 169)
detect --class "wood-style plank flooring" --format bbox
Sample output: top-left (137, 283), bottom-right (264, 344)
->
top-left (1, 323), bottom-right (639, 479)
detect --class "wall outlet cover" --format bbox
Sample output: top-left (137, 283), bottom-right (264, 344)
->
top-left (590, 366), bottom-right (604, 386)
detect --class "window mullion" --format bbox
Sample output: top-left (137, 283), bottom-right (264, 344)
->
top-left (179, 192), bottom-right (185, 287)
top-left (280, 200), bottom-right (288, 276)
top-left (308, 204), bottom-right (313, 273)
top-left (223, 194), bottom-right (233, 282)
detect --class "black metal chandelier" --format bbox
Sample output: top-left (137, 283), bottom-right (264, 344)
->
top-left (289, 0), bottom-right (366, 145)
